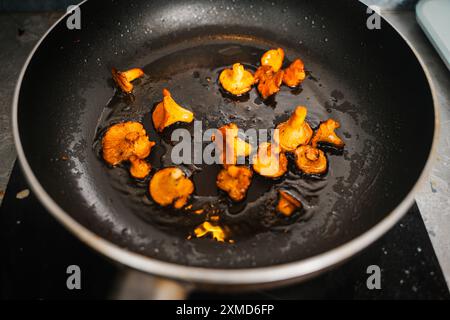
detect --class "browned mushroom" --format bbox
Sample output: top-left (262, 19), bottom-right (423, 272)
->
top-left (111, 67), bottom-right (144, 94)
top-left (282, 59), bottom-right (306, 87)
top-left (129, 156), bottom-right (152, 179)
top-left (219, 63), bottom-right (255, 96)
top-left (216, 165), bottom-right (253, 202)
top-left (311, 119), bottom-right (345, 148)
top-left (254, 65), bottom-right (284, 99)
top-left (276, 106), bottom-right (313, 152)
top-left (261, 48), bottom-right (285, 72)
top-left (193, 221), bottom-right (226, 242)
top-left (294, 145), bottom-right (327, 175)
top-left (252, 142), bottom-right (288, 178)
top-left (102, 121), bottom-right (155, 178)
top-left (149, 167), bottom-right (194, 209)
top-left (212, 123), bottom-right (252, 166)
top-left (152, 89), bottom-right (194, 132)
top-left (277, 190), bottom-right (302, 217)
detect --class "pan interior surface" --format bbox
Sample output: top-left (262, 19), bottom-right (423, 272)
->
top-left (17, 0), bottom-right (434, 270)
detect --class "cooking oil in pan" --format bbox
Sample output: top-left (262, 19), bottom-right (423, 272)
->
top-left (93, 40), bottom-right (366, 243)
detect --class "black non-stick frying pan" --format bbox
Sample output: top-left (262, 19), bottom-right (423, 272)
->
top-left (13, 0), bottom-right (437, 289)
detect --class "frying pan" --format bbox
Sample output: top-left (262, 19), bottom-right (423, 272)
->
top-left (12, 0), bottom-right (437, 291)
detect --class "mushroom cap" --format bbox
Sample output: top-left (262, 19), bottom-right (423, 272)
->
top-left (219, 63), bottom-right (255, 96)
top-left (216, 165), bottom-right (253, 202)
top-left (254, 65), bottom-right (284, 99)
top-left (252, 142), bottom-right (288, 178)
top-left (294, 145), bottom-right (328, 175)
top-left (102, 121), bottom-right (155, 166)
top-left (111, 68), bottom-right (144, 93)
top-left (194, 221), bottom-right (226, 242)
top-left (277, 190), bottom-right (302, 217)
top-left (261, 48), bottom-right (285, 72)
top-left (129, 156), bottom-right (152, 179)
top-left (311, 119), bottom-right (345, 148)
top-left (152, 89), bottom-right (194, 132)
top-left (213, 123), bottom-right (252, 166)
top-left (149, 167), bottom-right (194, 209)
top-left (276, 106), bottom-right (313, 152)
top-left (283, 59), bottom-right (306, 87)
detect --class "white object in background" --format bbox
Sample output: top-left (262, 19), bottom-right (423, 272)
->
top-left (416, 0), bottom-right (450, 70)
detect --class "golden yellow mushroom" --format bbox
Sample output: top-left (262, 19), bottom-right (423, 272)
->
top-left (193, 221), bottom-right (226, 242)
top-left (102, 122), bottom-right (155, 178)
top-left (216, 165), bottom-right (253, 202)
top-left (152, 89), bottom-right (194, 132)
top-left (294, 145), bottom-right (327, 175)
top-left (111, 67), bottom-right (144, 94)
top-left (283, 59), bottom-right (306, 87)
top-left (219, 63), bottom-right (255, 96)
top-left (276, 106), bottom-right (313, 152)
top-left (212, 123), bottom-right (252, 166)
top-left (252, 142), bottom-right (288, 178)
top-left (311, 119), bottom-right (345, 148)
top-left (149, 167), bottom-right (194, 209)
top-left (277, 190), bottom-right (302, 217)
top-left (261, 48), bottom-right (285, 72)
top-left (254, 65), bottom-right (284, 99)
top-left (129, 156), bottom-right (152, 179)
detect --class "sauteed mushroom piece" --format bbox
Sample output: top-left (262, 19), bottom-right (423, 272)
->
top-left (294, 145), bottom-right (327, 175)
top-left (283, 59), bottom-right (306, 87)
top-left (254, 65), bottom-right (284, 99)
top-left (219, 63), bottom-right (255, 96)
top-left (152, 89), bottom-right (194, 132)
top-left (277, 190), bottom-right (302, 217)
top-left (311, 119), bottom-right (345, 148)
top-left (216, 165), bottom-right (253, 202)
top-left (102, 122), bottom-right (155, 178)
top-left (252, 142), bottom-right (288, 178)
top-left (212, 123), bottom-right (252, 166)
top-left (111, 67), bottom-right (144, 94)
top-left (149, 167), bottom-right (194, 209)
top-left (193, 221), bottom-right (226, 242)
top-left (276, 106), bottom-right (313, 152)
top-left (129, 156), bottom-right (152, 179)
top-left (261, 48), bottom-right (285, 72)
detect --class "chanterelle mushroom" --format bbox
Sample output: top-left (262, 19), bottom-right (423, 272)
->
top-left (277, 190), bottom-right (302, 217)
top-left (276, 106), bottom-right (313, 152)
top-left (252, 142), bottom-right (288, 178)
top-left (149, 167), bottom-right (194, 209)
top-left (216, 165), bottom-right (253, 202)
top-left (212, 123), bottom-right (252, 166)
top-left (294, 145), bottom-right (327, 175)
top-left (219, 63), bottom-right (255, 96)
top-left (254, 65), bottom-right (284, 99)
top-left (152, 89), bottom-right (194, 132)
top-left (194, 221), bottom-right (226, 242)
top-left (102, 121), bottom-right (155, 178)
top-left (311, 119), bottom-right (345, 148)
top-left (111, 67), bottom-right (144, 94)
top-left (261, 48), bottom-right (285, 72)
top-left (283, 59), bottom-right (306, 87)
top-left (129, 156), bottom-right (152, 179)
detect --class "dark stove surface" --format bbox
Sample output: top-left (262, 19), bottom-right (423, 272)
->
top-left (1, 162), bottom-right (449, 300)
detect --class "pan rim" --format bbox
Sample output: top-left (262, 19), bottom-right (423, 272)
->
top-left (11, 0), bottom-right (440, 286)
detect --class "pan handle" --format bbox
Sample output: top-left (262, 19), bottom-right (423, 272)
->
top-left (111, 269), bottom-right (192, 300)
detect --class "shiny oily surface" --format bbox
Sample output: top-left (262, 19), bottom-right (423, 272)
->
top-left (94, 41), bottom-right (360, 242)
top-left (17, 0), bottom-right (434, 269)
